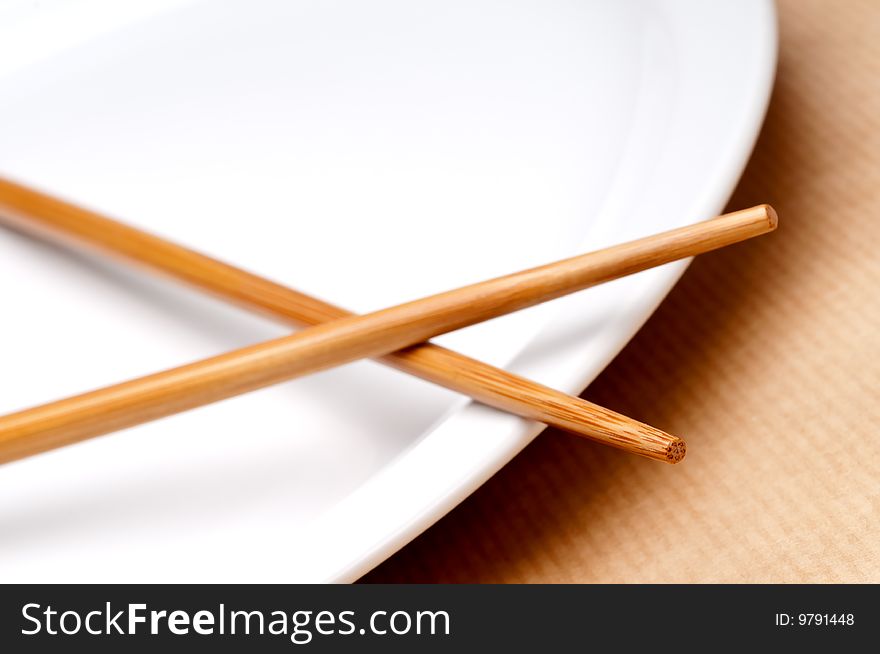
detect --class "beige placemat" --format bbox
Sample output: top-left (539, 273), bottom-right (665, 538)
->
top-left (363, 0), bottom-right (880, 583)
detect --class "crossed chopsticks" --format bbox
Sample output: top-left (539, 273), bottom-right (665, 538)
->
top-left (0, 176), bottom-right (776, 465)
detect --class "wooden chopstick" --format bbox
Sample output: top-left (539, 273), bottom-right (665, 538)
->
top-left (0, 178), bottom-right (777, 465)
top-left (0, 178), bottom-right (688, 465)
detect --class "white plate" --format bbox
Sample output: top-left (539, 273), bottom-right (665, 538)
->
top-left (0, 0), bottom-right (775, 582)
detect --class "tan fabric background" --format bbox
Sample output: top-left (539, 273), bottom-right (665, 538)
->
top-left (363, 0), bottom-right (880, 583)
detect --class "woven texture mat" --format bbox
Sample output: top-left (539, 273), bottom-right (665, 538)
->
top-left (364, 0), bottom-right (880, 583)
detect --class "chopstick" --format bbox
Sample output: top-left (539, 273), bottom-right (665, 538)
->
top-left (0, 179), bottom-right (776, 465)
top-left (0, 178), bottom-right (687, 465)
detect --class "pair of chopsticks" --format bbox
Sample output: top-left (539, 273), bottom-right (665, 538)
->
top-left (0, 176), bottom-right (777, 465)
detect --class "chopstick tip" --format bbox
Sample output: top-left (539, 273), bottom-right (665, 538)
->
top-left (761, 204), bottom-right (778, 231)
top-left (665, 438), bottom-right (687, 464)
